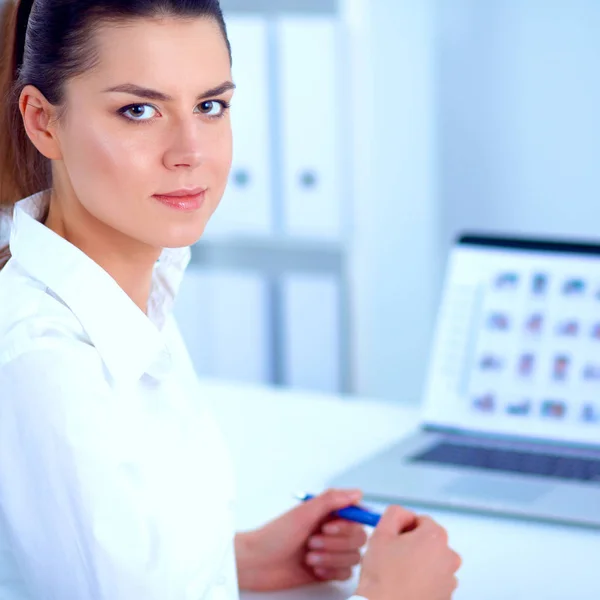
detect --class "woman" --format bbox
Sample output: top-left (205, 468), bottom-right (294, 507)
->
top-left (0, 1), bottom-right (461, 598)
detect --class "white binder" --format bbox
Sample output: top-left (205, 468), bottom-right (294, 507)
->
top-left (281, 273), bottom-right (341, 393)
top-left (174, 267), bottom-right (271, 384)
top-left (277, 16), bottom-right (343, 240)
top-left (204, 15), bottom-right (273, 238)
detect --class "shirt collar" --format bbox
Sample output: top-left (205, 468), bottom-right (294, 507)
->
top-left (6, 191), bottom-right (191, 383)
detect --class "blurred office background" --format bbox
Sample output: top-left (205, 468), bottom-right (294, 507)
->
top-left (175, 0), bottom-right (600, 403)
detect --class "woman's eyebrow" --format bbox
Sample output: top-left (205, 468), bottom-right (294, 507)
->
top-left (102, 81), bottom-right (236, 101)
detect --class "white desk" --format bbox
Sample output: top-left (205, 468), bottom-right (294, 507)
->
top-left (199, 378), bottom-right (599, 600)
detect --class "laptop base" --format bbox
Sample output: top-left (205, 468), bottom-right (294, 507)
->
top-left (329, 429), bottom-right (600, 529)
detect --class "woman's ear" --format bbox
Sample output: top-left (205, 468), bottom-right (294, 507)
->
top-left (19, 84), bottom-right (63, 160)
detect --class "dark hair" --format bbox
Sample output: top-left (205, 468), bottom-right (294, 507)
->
top-left (0, 0), bottom-right (231, 268)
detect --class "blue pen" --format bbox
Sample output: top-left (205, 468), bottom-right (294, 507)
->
top-left (294, 492), bottom-right (381, 527)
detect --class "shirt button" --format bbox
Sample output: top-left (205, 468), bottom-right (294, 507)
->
top-left (216, 576), bottom-right (227, 586)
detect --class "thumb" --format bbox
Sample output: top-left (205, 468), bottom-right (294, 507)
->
top-left (296, 489), bottom-right (363, 526)
top-left (373, 505), bottom-right (417, 538)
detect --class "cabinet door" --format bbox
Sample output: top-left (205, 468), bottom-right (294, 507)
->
top-left (277, 16), bottom-right (343, 241)
top-left (281, 273), bottom-right (341, 393)
top-left (174, 267), bottom-right (271, 384)
top-left (205, 16), bottom-right (273, 238)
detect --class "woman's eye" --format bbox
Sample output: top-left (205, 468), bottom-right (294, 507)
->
top-left (121, 104), bottom-right (158, 121)
top-left (197, 100), bottom-right (227, 117)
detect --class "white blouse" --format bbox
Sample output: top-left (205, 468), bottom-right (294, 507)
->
top-left (0, 191), bottom-right (238, 600)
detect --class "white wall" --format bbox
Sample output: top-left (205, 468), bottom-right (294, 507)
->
top-left (438, 0), bottom-right (600, 247)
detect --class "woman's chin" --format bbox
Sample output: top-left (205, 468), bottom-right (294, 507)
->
top-left (154, 222), bottom-right (208, 250)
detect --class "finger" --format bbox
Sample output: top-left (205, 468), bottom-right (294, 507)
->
top-left (322, 519), bottom-right (366, 537)
top-left (313, 566), bottom-right (354, 582)
top-left (306, 550), bottom-right (362, 569)
top-left (450, 549), bottom-right (462, 572)
top-left (415, 515), bottom-right (449, 543)
top-left (372, 504), bottom-right (417, 538)
top-left (308, 530), bottom-right (368, 552)
top-left (301, 489), bottom-right (363, 524)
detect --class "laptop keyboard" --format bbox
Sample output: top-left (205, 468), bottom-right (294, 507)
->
top-left (412, 442), bottom-right (600, 483)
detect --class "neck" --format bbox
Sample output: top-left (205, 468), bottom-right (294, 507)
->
top-left (44, 191), bottom-right (160, 314)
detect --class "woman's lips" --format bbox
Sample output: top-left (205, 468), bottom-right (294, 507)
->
top-left (152, 190), bottom-right (206, 211)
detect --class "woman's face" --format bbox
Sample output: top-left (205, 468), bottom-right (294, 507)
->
top-left (55, 17), bottom-right (234, 249)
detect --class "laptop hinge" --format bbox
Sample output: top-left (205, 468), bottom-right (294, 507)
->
top-left (421, 423), bottom-right (600, 454)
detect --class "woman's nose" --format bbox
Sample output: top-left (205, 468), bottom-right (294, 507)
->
top-left (162, 124), bottom-right (206, 170)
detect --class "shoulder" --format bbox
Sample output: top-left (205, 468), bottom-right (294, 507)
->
top-left (0, 259), bottom-right (96, 371)
top-left (0, 316), bottom-right (110, 430)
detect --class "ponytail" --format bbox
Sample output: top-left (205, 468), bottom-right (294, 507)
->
top-left (0, 0), bottom-right (50, 268)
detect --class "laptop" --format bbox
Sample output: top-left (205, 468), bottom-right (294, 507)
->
top-left (330, 233), bottom-right (600, 528)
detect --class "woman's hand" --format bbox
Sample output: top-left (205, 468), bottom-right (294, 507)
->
top-left (355, 505), bottom-right (462, 600)
top-left (235, 488), bottom-right (367, 592)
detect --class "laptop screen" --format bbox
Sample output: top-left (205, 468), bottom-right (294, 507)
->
top-left (422, 234), bottom-right (600, 446)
